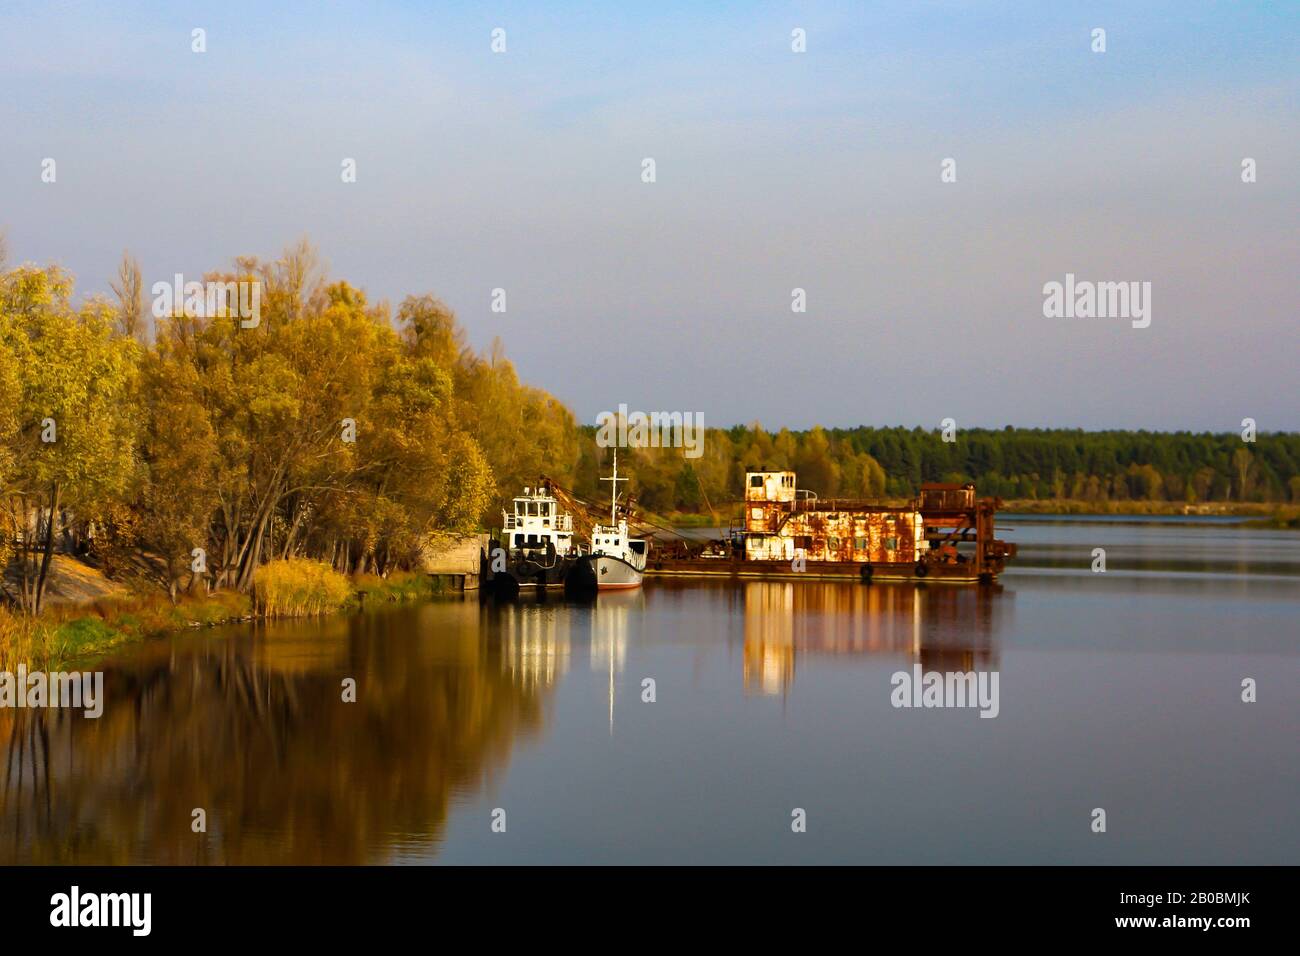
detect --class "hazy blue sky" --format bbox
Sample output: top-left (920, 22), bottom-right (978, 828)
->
top-left (2, 1), bottom-right (1296, 430)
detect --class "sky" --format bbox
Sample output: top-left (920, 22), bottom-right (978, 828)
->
top-left (1, 1), bottom-right (1296, 432)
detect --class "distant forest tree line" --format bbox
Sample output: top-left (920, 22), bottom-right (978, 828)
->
top-left (569, 424), bottom-right (1300, 517)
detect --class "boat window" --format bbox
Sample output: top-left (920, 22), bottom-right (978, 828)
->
top-left (885, 536), bottom-right (898, 551)
top-left (750, 475), bottom-right (762, 487)
top-left (514, 534), bottom-right (523, 546)
top-left (540, 502), bottom-right (550, 516)
top-left (855, 537), bottom-right (868, 550)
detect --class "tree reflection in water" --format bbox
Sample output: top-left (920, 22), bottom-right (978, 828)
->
top-left (1, 602), bottom-right (553, 864)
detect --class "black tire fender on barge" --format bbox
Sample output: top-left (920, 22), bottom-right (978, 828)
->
top-left (914, 562), bottom-right (929, 578)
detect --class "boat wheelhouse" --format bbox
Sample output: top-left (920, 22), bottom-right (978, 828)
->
top-left (502, 485), bottom-right (576, 558)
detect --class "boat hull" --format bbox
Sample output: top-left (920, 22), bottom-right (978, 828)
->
top-left (565, 554), bottom-right (644, 593)
top-left (594, 554), bottom-right (644, 589)
top-left (481, 541), bottom-right (579, 597)
top-left (643, 555), bottom-right (999, 584)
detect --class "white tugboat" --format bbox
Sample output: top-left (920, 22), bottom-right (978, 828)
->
top-left (566, 450), bottom-right (647, 593)
top-left (483, 481), bottom-right (582, 596)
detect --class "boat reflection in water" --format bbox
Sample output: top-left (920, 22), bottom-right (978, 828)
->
top-left (496, 598), bottom-right (572, 690)
top-left (1, 580), bottom-right (1000, 863)
top-left (586, 589), bottom-right (644, 733)
top-left (740, 580), bottom-right (1006, 696)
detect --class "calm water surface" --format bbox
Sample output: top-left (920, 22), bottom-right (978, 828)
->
top-left (3, 518), bottom-right (1297, 864)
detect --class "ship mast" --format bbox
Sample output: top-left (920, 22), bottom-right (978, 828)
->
top-left (601, 447), bottom-right (628, 526)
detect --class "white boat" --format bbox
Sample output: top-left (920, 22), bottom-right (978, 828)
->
top-left (484, 482), bottom-right (581, 593)
top-left (501, 484), bottom-right (577, 561)
top-left (588, 525), bottom-right (647, 589)
top-left (567, 450), bottom-right (647, 592)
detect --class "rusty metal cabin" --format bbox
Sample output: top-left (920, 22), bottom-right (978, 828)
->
top-left (741, 471), bottom-right (926, 565)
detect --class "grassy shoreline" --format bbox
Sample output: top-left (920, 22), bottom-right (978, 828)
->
top-left (1, 570), bottom-right (448, 672)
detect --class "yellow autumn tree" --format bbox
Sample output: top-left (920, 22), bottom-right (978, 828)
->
top-left (0, 266), bottom-right (137, 612)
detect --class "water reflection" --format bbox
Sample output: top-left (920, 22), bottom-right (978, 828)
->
top-left (2, 605), bottom-right (549, 864)
top-left (496, 600), bottom-right (571, 690)
top-left (587, 590), bottom-right (642, 734)
top-left (1, 580), bottom-right (1003, 863)
top-left (1006, 517), bottom-right (1300, 579)
top-left (740, 582), bottom-right (1005, 695)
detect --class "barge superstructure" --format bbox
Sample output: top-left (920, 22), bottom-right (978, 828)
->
top-left (646, 472), bottom-right (1014, 584)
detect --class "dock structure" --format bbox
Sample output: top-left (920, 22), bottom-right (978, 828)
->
top-left (419, 534), bottom-right (487, 591)
top-left (644, 473), bottom-right (1015, 585)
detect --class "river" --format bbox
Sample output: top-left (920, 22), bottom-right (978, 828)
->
top-left (2, 516), bottom-right (1296, 864)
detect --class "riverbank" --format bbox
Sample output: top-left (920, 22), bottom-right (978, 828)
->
top-left (0, 570), bottom-right (448, 671)
top-left (1244, 507), bottom-right (1300, 529)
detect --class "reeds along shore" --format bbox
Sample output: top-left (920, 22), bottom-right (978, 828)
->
top-left (0, 566), bottom-right (448, 671)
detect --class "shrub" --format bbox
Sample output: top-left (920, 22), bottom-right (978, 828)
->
top-left (252, 558), bottom-right (353, 618)
top-left (0, 609), bottom-right (56, 671)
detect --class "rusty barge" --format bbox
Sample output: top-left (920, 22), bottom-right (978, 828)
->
top-left (645, 472), bottom-right (1015, 585)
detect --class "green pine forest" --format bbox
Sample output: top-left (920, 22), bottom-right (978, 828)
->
top-left (572, 424), bottom-right (1300, 520)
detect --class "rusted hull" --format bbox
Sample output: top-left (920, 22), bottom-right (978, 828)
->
top-left (643, 557), bottom-right (1001, 584)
